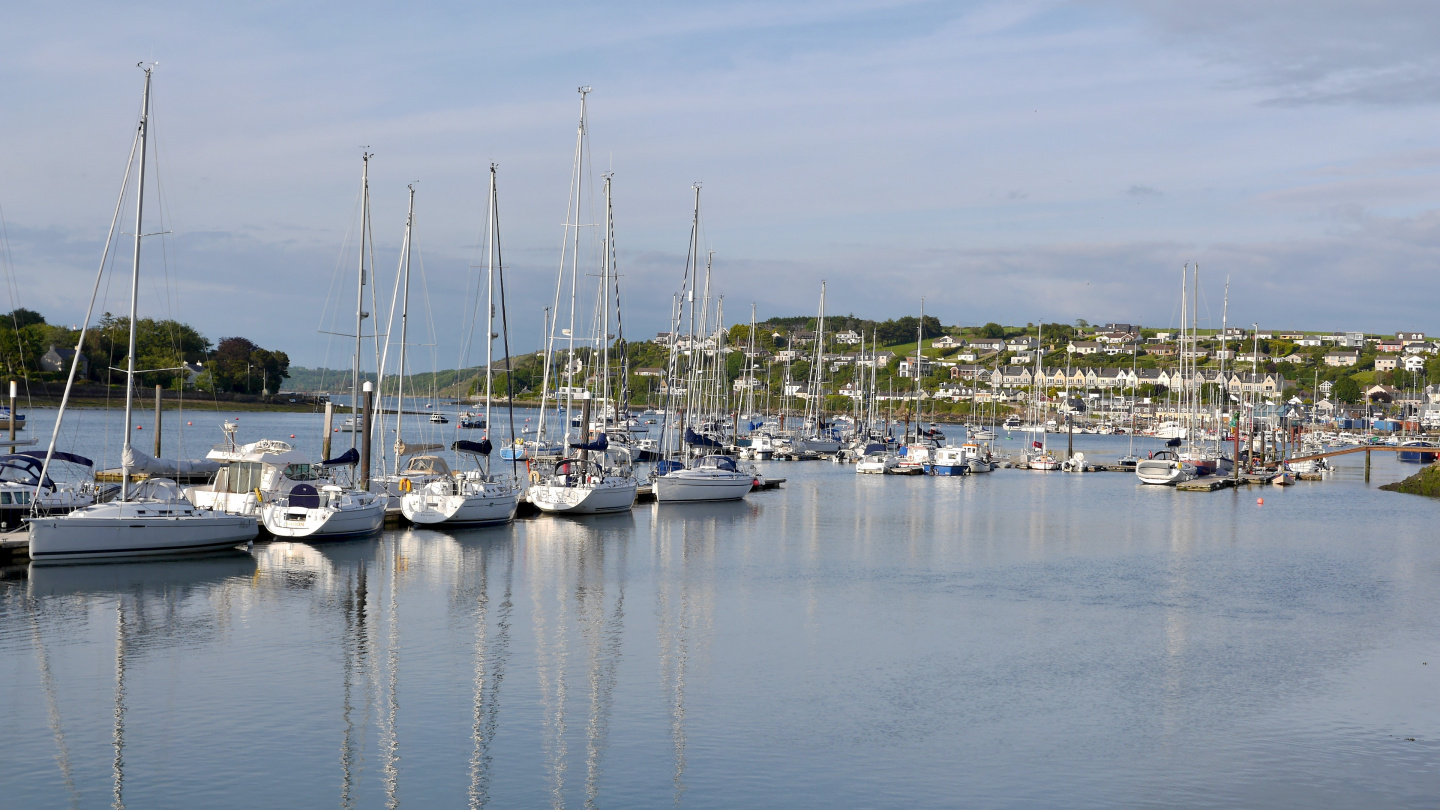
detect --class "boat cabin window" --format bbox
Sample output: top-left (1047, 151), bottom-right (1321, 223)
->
top-left (284, 463), bottom-right (319, 481)
top-left (699, 455), bottom-right (737, 471)
top-left (219, 461), bottom-right (265, 494)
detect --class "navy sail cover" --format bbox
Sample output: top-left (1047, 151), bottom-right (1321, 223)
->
top-left (453, 439), bottom-right (493, 456)
top-left (320, 447), bottom-right (361, 466)
top-left (685, 428), bottom-right (722, 447)
top-left (569, 432), bottom-right (609, 452)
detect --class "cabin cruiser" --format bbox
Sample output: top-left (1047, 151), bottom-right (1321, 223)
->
top-left (654, 454), bottom-right (754, 502)
top-left (0, 451), bottom-right (95, 533)
top-left (401, 440), bottom-right (522, 527)
top-left (1398, 440), bottom-right (1439, 463)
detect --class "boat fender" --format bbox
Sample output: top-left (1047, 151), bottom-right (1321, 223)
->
top-left (529, 469), bottom-right (541, 484)
top-left (254, 488), bottom-right (263, 504)
top-left (399, 478), bottom-right (412, 493)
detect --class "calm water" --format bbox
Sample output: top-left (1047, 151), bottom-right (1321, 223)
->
top-left (2, 412), bottom-right (1439, 808)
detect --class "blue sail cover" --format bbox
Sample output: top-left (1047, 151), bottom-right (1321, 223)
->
top-left (320, 447), bottom-right (361, 466)
top-left (453, 439), bottom-right (493, 456)
top-left (747, 421), bottom-right (764, 431)
top-left (685, 428), bottom-right (723, 448)
top-left (17, 450), bottom-right (93, 467)
top-left (569, 432), bottom-right (609, 452)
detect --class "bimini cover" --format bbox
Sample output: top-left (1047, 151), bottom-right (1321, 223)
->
top-left (18, 450), bottom-right (93, 467)
top-left (861, 443), bottom-right (887, 456)
top-left (569, 432), bottom-right (609, 452)
top-left (122, 447), bottom-right (222, 476)
top-left (321, 447), bottom-right (361, 466)
top-left (684, 428), bottom-right (722, 448)
top-left (453, 439), bottom-right (493, 456)
top-left (404, 455), bottom-right (452, 476)
top-left (130, 478), bottom-right (187, 503)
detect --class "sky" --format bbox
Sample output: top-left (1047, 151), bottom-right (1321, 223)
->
top-left (3, 0), bottom-right (1440, 368)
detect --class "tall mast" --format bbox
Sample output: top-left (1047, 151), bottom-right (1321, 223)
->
top-left (393, 185), bottom-right (415, 476)
top-left (353, 152), bottom-right (371, 448)
top-left (601, 174), bottom-right (613, 424)
top-left (564, 87), bottom-right (591, 435)
top-left (484, 165), bottom-right (497, 465)
top-left (120, 65), bottom-right (153, 501)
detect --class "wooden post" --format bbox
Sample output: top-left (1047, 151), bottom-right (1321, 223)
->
top-left (154, 384), bottom-right (162, 457)
top-left (322, 400), bottom-right (334, 461)
top-left (360, 381), bottom-right (373, 490)
top-left (7, 380), bottom-right (14, 442)
top-left (1066, 411), bottom-right (1074, 460)
top-left (1365, 448), bottom-right (1371, 482)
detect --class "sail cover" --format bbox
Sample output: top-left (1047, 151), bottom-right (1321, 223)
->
top-left (685, 428), bottom-right (723, 448)
top-left (122, 446), bottom-right (222, 475)
top-left (396, 440), bottom-right (443, 456)
top-left (453, 439), bottom-right (493, 456)
top-left (569, 432), bottom-right (609, 451)
top-left (320, 447), bottom-right (361, 466)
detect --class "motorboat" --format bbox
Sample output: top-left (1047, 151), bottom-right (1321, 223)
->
top-left (961, 442), bottom-right (994, 473)
top-left (29, 479), bottom-right (258, 563)
top-left (924, 446), bottom-right (969, 476)
top-left (855, 444), bottom-right (898, 474)
top-left (1135, 450), bottom-right (1198, 485)
top-left (654, 454), bottom-right (754, 502)
top-left (429, 412), bottom-right (449, 424)
top-left (458, 412), bottom-right (486, 429)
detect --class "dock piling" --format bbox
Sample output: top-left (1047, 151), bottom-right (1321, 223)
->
top-left (322, 401), bottom-right (333, 460)
top-left (154, 384), bottom-right (162, 457)
top-left (7, 380), bottom-right (14, 442)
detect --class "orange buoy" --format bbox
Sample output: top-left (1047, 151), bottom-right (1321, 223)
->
top-left (136, 425), bottom-right (142, 430)
top-left (290, 434), bottom-right (296, 438)
top-left (186, 421), bottom-right (192, 425)
top-left (1257, 497), bottom-right (1264, 505)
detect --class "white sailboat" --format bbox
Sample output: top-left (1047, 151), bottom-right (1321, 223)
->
top-left (402, 164), bottom-right (522, 526)
top-left (529, 89), bottom-right (638, 515)
top-left (29, 66), bottom-right (259, 562)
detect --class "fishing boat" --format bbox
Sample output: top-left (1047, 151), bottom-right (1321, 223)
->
top-left (961, 441), bottom-right (995, 473)
top-left (925, 446), bottom-right (970, 476)
top-left (29, 67), bottom-right (259, 562)
top-left (1398, 440), bottom-right (1439, 463)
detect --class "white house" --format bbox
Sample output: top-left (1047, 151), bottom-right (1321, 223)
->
top-left (931, 335), bottom-right (962, 349)
top-left (833, 330), bottom-right (862, 345)
top-left (1404, 355), bottom-right (1427, 373)
top-left (1323, 350), bottom-right (1359, 367)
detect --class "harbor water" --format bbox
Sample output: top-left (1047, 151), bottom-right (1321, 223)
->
top-left (2, 410), bottom-right (1438, 807)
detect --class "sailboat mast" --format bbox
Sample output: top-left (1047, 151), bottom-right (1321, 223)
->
top-left (484, 167), bottom-right (497, 460)
top-left (601, 174), bottom-right (613, 424)
top-left (394, 185), bottom-right (415, 476)
top-left (120, 65), bottom-right (153, 501)
top-left (564, 88), bottom-right (592, 434)
top-left (118, 67), bottom-right (153, 498)
top-left (353, 152), bottom-right (371, 449)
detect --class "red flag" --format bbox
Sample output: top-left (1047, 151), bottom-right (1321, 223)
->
top-left (1032, 441), bottom-right (1042, 448)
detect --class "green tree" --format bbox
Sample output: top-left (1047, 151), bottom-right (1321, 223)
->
top-left (1331, 375), bottom-right (1361, 403)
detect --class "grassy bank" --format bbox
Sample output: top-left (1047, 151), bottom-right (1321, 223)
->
top-left (1379, 464), bottom-right (1440, 497)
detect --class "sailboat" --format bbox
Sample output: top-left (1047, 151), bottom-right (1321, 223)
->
top-left (528, 89), bottom-right (639, 515)
top-left (792, 282), bottom-right (841, 455)
top-left (1025, 324), bottom-right (1060, 470)
top-left (29, 66), bottom-right (259, 562)
top-left (653, 186), bottom-right (754, 503)
top-left (402, 164), bottom-right (523, 526)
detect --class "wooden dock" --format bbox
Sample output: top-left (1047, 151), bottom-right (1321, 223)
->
top-left (1177, 476), bottom-right (1235, 491)
top-left (0, 533), bottom-right (28, 561)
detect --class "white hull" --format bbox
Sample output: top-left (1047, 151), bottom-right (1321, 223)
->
top-left (29, 506), bottom-right (258, 563)
top-left (529, 479), bottom-right (637, 514)
top-left (855, 458), bottom-right (896, 474)
top-left (654, 471), bottom-right (752, 502)
top-left (261, 497), bottom-right (387, 540)
top-left (794, 438), bottom-right (841, 454)
top-left (1135, 459), bottom-right (1194, 485)
top-left (402, 485), bottom-right (521, 526)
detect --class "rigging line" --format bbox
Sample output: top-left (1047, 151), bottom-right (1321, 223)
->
top-left (492, 165), bottom-right (521, 479)
top-left (318, 182), bottom-right (366, 396)
top-left (0, 201), bottom-right (36, 406)
top-left (35, 109), bottom-right (141, 502)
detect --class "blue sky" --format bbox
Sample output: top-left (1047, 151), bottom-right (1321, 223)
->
top-left (3, 1), bottom-right (1440, 367)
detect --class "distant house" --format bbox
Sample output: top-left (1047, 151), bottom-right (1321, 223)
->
top-left (1006, 337), bottom-right (1039, 352)
top-left (1323, 349), bottom-right (1359, 367)
top-left (1375, 356), bottom-right (1399, 372)
top-left (1404, 355), bottom-right (1427, 373)
top-left (968, 338), bottom-right (1006, 353)
top-left (897, 356), bottom-right (935, 378)
top-left (1068, 341), bottom-right (1101, 355)
top-left (1296, 337), bottom-right (1323, 347)
top-left (635, 367), bottom-right (665, 377)
top-left (1146, 343), bottom-right (1177, 357)
top-left (833, 330), bottom-right (862, 345)
top-left (1102, 323), bottom-right (1136, 334)
top-left (999, 365), bottom-right (1033, 386)
top-left (1367, 384), bottom-right (1398, 403)
top-left (40, 345), bottom-right (87, 376)
top-left (931, 335), bottom-right (962, 349)
top-left (1377, 340), bottom-right (1404, 353)
top-left (1399, 331), bottom-right (1426, 343)
top-left (653, 332), bottom-right (674, 345)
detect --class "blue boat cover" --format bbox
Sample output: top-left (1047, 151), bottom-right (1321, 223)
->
top-left (17, 450), bottom-right (93, 467)
top-left (1165, 438), bottom-right (1182, 447)
top-left (569, 432), bottom-right (609, 451)
top-left (453, 439), bottom-right (493, 456)
top-left (656, 460), bottom-right (684, 475)
top-left (685, 428), bottom-right (723, 447)
top-left (321, 447), bottom-right (361, 466)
